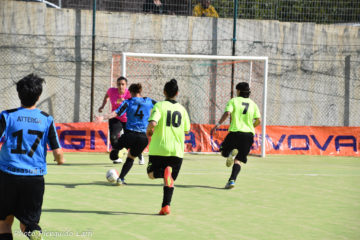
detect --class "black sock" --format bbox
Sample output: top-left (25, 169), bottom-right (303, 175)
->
top-left (119, 157), bottom-right (134, 179)
top-left (0, 233), bottom-right (13, 240)
top-left (229, 164), bottom-right (241, 181)
top-left (153, 168), bottom-right (164, 178)
top-left (162, 186), bottom-right (174, 207)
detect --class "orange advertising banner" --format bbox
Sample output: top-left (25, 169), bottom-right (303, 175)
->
top-left (54, 122), bottom-right (360, 156)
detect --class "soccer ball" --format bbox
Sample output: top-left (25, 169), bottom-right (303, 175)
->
top-left (106, 169), bottom-right (119, 183)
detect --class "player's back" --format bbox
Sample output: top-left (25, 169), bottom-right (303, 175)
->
top-left (226, 97), bottom-right (261, 134)
top-left (0, 107), bottom-right (59, 176)
top-left (148, 100), bottom-right (190, 158)
top-left (125, 97), bottom-right (156, 133)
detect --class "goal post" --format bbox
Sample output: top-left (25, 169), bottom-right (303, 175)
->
top-left (111, 52), bottom-right (268, 157)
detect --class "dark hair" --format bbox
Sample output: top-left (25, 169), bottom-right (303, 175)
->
top-left (117, 76), bottom-right (128, 83)
top-left (16, 74), bottom-right (45, 107)
top-left (236, 82), bottom-right (251, 98)
top-left (128, 83), bottom-right (142, 94)
top-left (164, 79), bottom-right (178, 98)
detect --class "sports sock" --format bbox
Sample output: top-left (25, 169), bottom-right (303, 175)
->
top-left (153, 168), bottom-right (164, 178)
top-left (162, 186), bottom-right (174, 207)
top-left (229, 163), bottom-right (241, 181)
top-left (0, 233), bottom-right (13, 240)
top-left (119, 157), bottom-right (134, 179)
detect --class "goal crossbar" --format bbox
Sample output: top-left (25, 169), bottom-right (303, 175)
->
top-left (117, 52), bottom-right (268, 157)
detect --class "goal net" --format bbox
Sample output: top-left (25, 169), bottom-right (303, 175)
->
top-left (111, 52), bottom-right (268, 157)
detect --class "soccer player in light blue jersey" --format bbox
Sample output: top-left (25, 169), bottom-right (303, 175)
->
top-left (0, 74), bottom-right (65, 240)
top-left (95, 83), bottom-right (156, 185)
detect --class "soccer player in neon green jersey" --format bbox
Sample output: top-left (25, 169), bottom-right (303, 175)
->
top-left (146, 79), bottom-right (190, 215)
top-left (211, 82), bottom-right (261, 189)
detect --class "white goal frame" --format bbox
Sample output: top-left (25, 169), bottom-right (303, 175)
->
top-left (112, 52), bottom-right (268, 157)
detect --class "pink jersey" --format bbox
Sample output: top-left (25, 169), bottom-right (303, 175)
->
top-left (107, 88), bottom-right (131, 122)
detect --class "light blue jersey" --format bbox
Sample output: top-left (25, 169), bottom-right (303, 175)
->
top-left (115, 97), bottom-right (156, 133)
top-left (0, 107), bottom-right (60, 176)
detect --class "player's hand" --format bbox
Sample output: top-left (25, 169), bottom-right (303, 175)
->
top-left (94, 115), bottom-right (104, 123)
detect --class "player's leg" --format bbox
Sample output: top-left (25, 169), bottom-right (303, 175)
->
top-left (16, 175), bottom-right (44, 239)
top-left (0, 215), bottom-right (14, 240)
top-left (108, 119), bottom-right (124, 163)
top-left (0, 171), bottom-right (16, 239)
top-left (225, 132), bottom-right (254, 189)
top-left (160, 157), bottom-right (183, 215)
top-left (117, 133), bottom-right (148, 186)
top-left (108, 118), bottom-right (123, 148)
top-left (147, 156), bottom-right (160, 179)
top-left (220, 132), bottom-right (238, 167)
top-left (109, 128), bottom-right (129, 164)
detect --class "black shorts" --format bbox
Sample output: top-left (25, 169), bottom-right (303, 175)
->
top-left (147, 156), bottom-right (183, 181)
top-left (0, 170), bottom-right (44, 226)
top-left (115, 130), bottom-right (148, 157)
top-left (220, 132), bottom-right (254, 163)
top-left (108, 118), bottom-right (126, 147)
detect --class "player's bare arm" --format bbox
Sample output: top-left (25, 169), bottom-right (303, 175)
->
top-left (53, 148), bottom-right (65, 165)
top-left (94, 111), bottom-right (118, 123)
top-left (210, 111), bottom-right (231, 135)
top-left (98, 93), bottom-right (109, 113)
top-left (146, 120), bottom-right (157, 137)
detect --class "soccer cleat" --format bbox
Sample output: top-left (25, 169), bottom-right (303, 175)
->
top-left (225, 180), bottom-right (235, 189)
top-left (138, 155), bottom-right (145, 165)
top-left (116, 178), bottom-right (127, 186)
top-left (113, 158), bottom-right (123, 164)
top-left (164, 166), bottom-right (174, 188)
top-left (226, 149), bottom-right (238, 167)
top-left (159, 205), bottom-right (170, 215)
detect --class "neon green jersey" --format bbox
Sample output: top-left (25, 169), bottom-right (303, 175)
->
top-left (224, 97), bottom-right (261, 134)
top-left (148, 100), bottom-right (190, 158)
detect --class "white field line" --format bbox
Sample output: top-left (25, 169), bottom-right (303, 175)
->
top-left (47, 171), bottom-right (360, 176)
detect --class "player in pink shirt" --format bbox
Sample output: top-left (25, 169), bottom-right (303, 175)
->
top-left (98, 76), bottom-right (145, 164)
top-left (98, 77), bottom-right (130, 163)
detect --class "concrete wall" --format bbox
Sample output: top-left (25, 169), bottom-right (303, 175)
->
top-left (0, 0), bottom-right (359, 125)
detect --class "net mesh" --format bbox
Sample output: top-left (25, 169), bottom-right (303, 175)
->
top-left (112, 54), bottom-right (266, 125)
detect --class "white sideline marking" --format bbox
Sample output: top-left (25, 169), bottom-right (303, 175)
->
top-left (48, 172), bottom-right (360, 176)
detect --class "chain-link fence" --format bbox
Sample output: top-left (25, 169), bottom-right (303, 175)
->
top-left (19, 0), bottom-right (360, 23)
top-left (1, 31), bottom-right (359, 126)
top-left (1, 1), bottom-right (360, 126)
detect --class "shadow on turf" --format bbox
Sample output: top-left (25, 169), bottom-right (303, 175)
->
top-left (128, 183), bottom-right (225, 190)
top-left (45, 181), bottom-right (116, 188)
top-left (48, 162), bottom-right (113, 167)
top-left (43, 209), bottom-right (158, 216)
top-left (46, 182), bottom-right (225, 190)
